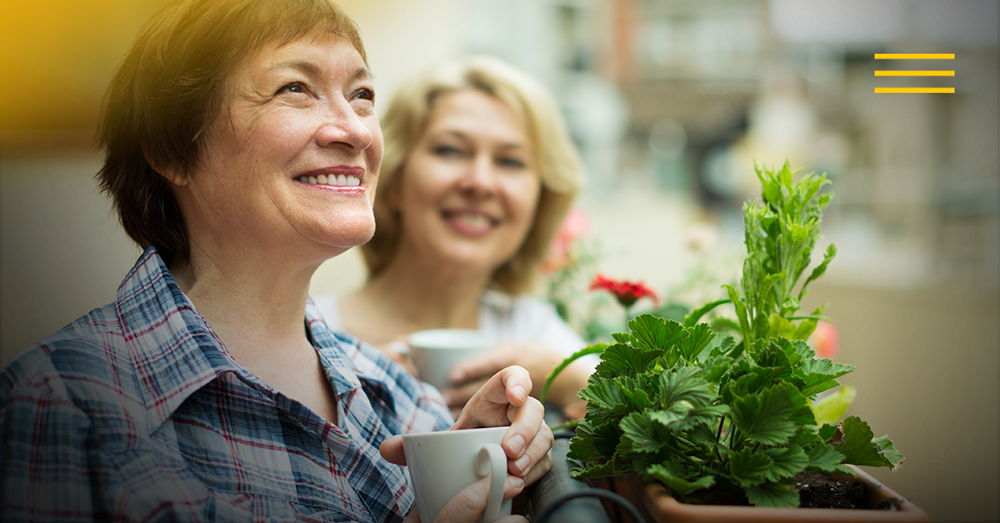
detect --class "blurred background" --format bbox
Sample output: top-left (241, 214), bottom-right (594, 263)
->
top-left (1, 0), bottom-right (997, 521)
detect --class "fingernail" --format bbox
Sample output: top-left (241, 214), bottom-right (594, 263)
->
top-left (507, 434), bottom-right (525, 456)
top-left (515, 454), bottom-right (531, 474)
top-left (506, 476), bottom-right (524, 491)
top-left (512, 385), bottom-right (526, 403)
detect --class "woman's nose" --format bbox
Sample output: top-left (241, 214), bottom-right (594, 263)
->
top-left (314, 101), bottom-right (374, 151)
top-left (458, 154), bottom-right (497, 196)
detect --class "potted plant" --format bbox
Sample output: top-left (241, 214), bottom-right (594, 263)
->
top-left (541, 162), bottom-right (927, 521)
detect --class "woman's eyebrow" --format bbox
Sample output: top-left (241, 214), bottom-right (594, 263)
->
top-left (266, 61), bottom-right (373, 83)
top-left (268, 60), bottom-right (322, 77)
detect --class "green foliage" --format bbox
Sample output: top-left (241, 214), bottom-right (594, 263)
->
top-left (561, 314), bottom-right (903, 507)
top-left (544, 161), bottom-right (904, 508)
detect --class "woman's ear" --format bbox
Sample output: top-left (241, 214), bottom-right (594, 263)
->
top-left (144, 150), bottom-right (190, 187)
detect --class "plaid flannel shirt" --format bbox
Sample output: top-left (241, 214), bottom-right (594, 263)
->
top-left (1, 246), bottom-right (453, 522)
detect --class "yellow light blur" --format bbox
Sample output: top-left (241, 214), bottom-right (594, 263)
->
top-left (0, 0), bottom-right (169, 130)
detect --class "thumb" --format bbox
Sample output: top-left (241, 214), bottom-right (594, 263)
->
top-left (379, 435), bottom-right (406, 466)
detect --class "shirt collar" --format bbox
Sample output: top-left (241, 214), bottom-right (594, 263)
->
top-left (115, 246), bottom-right (244, 434)
top-left (116, 246), bottom-right (367, 434)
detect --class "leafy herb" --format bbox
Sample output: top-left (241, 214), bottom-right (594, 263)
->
top-left (542, 161), bottom-right (903, 507)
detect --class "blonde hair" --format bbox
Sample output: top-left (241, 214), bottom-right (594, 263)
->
top-left (363, 56), bottom-right (586, 294)
top-left (96, 0), bottom-right (366, 266)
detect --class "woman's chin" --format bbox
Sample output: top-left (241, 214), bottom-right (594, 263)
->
top-left (319, 222), bottom-right (376, 251)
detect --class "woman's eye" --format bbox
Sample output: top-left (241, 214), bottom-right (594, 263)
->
top-left (354, 88), bottom-right (375, 102)
top-left (276, 82), bottom-right (307, 95)
top-left (497, 156), bottom-right (527, 169)
top-left (432, 145), bottom-right (464, 157)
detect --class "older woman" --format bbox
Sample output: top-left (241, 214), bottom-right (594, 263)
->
top-left (315, 57), bottom-right (594, 418)
top-left (0, 1), bottom-right (550, 522)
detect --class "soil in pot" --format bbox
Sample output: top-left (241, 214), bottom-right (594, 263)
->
top-left (633, 466), bottom-right (928, 523)
top-left (795, 471), bottom-right (900, 510)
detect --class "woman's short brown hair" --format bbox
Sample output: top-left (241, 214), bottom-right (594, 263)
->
top-left (363, 56), bottom-right (586, 295)
top-left (96, 0), bottom-right (366, 266)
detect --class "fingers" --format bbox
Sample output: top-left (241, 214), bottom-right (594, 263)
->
top-left (521, 448), bottom-right (553, 487)
top-left (499, 365), bottom-right (533, 407)
top-left (507, 415), bottom-right (552, 481)
top-left (431, 475), bottom-right (528, 523)
top-left (452, 366), bottom-right (530, 430)
top-left (501, 394), bottom-right (542, 461)
top-left (379, 435), bottom-right (406, 466)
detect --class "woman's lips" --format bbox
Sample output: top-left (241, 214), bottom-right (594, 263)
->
top-left (442, 210), bottom-right (500, 234)
top-left (295, 173), bottom-right (361, 186)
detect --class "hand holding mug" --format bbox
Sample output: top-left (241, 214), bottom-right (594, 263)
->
top-left (381, 366), bottom-right (553, 520)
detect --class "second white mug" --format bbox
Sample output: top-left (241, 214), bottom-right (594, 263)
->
top-left (408, 328), bottom-right (496, 390)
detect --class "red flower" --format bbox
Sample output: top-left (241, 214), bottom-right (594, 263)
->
top-left (590, 274), bottom-right (659, 308)
top-left (810, 320), bottom-right (840, 360)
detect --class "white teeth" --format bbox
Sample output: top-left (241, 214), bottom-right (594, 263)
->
top-left (296, 174), bottom-right (362, 186)
top-left (454, 212), bottom-right (491, 228)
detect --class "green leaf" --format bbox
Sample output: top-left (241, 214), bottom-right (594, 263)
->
top-left (805, 441), bottom-right (851, 474)
top-left (818, 423), bottom-right (838, 442)
top-left (682, 299), bottom-right (730, 328)
top-left (762, 445), bottom-right (809, 481)
top-left (834, 416), bottom-right (905, 470)
top-left (628, 314), bottom-right (688, 352)
top-left (723, 284), bottom-right (751, 343)
top-left (873, 436), bottom-right (905, 471)
top-left (650, 402), bottom-right (729, 432)
top-left (570, 459), bottom-right (629, 479)
top-left (811, 385), bottom-right (856, 425)
top-left (767, 314), bottom-right (797, 340)
top-left (799, 244), bottom-right (837, 302)
top-left (614, 374), bottom-right (660, 411)
top-left (578, 376), bottom-right (631, 415)
top-left (678, 323), bottom-right (716, 363)
top-left (569, 418), bottom-right (622, 461)
top-left (791, 306), bottom-right (826, 340)
top-left (620, 411), bottom-right (670, 453)
top-left (729, 448), bottom-right (772, 486)
top-left (699, 354), bottom-right (732, 384)
top-left (659, 367), bottom-right (714, 409)
top-left (729, 383), bottom-right (813, 446)
top-left (647, 463), bottom-right (716, 495)
top-left (744, 480), bottom-right (800, 508)
top-left (726, 365), bottom-right (787, 399)
top-left (795, 356), bottom-right (855, 397)
top-left (595, 343), bottom-right (663, 377)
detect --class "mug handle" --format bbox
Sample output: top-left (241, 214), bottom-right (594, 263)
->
top-left (476, 443), bottom-right (507, 523)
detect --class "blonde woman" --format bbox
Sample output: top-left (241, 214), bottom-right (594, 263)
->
top-left (317, 56), bottom-right (593, 418)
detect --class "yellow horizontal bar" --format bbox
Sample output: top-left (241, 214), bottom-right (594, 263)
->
top-left (875, 70), bottom-right (954, 76)
top-left (874, 87), bottom-right (955, 93)
top-left (875, 54), bottom-right (954, 59)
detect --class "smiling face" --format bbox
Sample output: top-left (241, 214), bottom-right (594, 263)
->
top-left (167, 31), bottom-right (382, 265)
top-left (391, 89), bottom-right (541, 277)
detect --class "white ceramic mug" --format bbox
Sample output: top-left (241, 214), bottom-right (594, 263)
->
top-left (408, 329), bottom-right (497, 390)
top-left (402, 427), bottom-right (513, 523)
